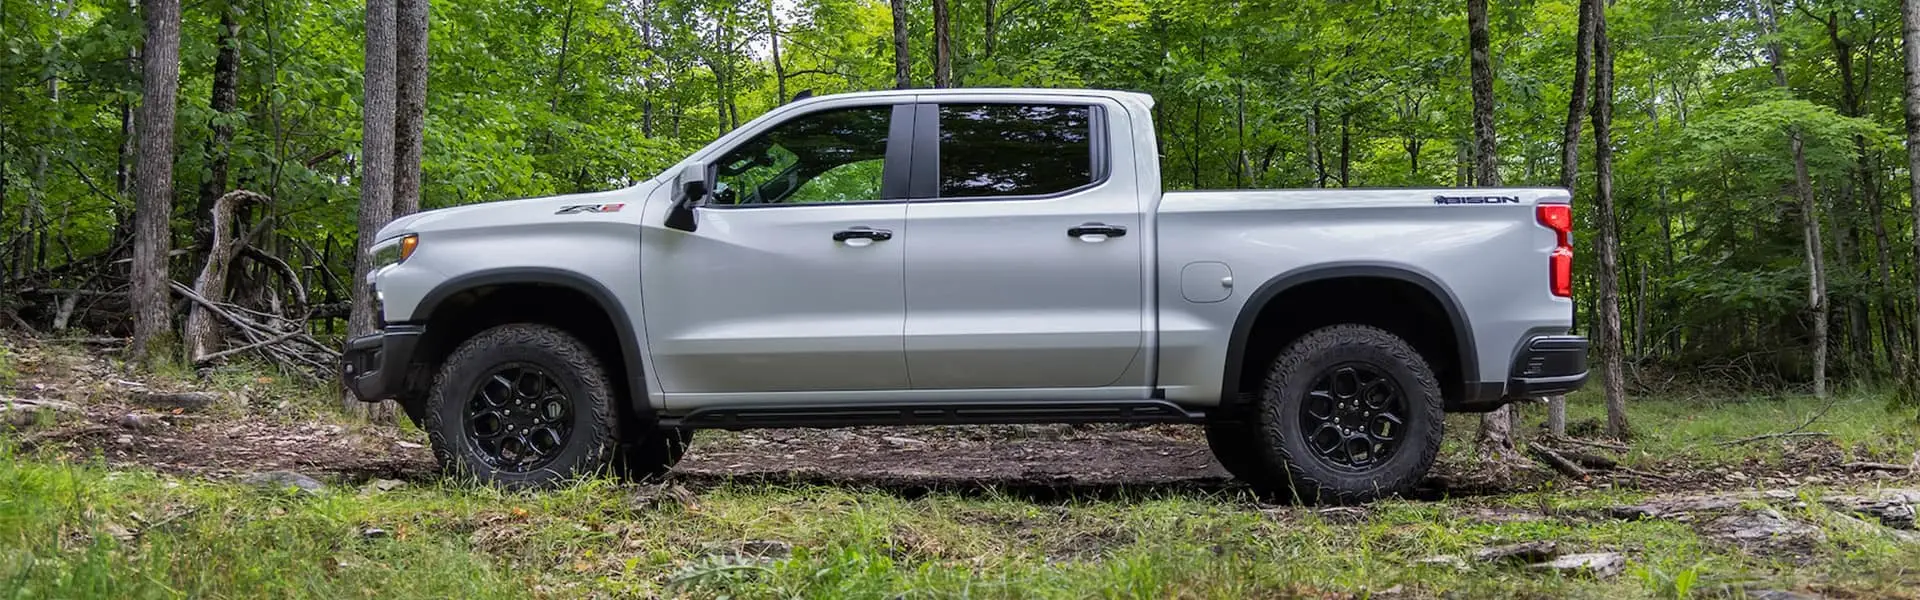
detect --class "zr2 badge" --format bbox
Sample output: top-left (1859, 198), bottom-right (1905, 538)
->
top-left (556, 203), bottom-right (625, 215)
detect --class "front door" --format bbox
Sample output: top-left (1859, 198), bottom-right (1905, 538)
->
top-left (903, 100), bottom-right (1148, 390)
top-left (641, 103), bottom-right (913, 394)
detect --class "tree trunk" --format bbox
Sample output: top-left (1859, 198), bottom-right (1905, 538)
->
top-left (1307, 100), bottom-right (1325, 187)
top-left (891, 0), bottom-right (910, 89)
top-left (131, 0), bottom-right (183, 369)
top-left (984, 0), bottom-right (998, 59)
top-left (1468, 0), bottom-right (1520, 461)
top-left (195, 0), bottom-right (242, 255)
top-left (766, 0), bottom-right (786, 101)
top-left (1548, 0), bottom-right (1597, 437)
top-left (1758, 0), bottom-right (1827, 398)
top-left (394, 0), bottom-right (428, 217)
top-left (1593, 1), bottom-right (1630, 437)
top-left (1339, 110), bottom-right (1351, 186)
top-left (349, 0), bottom-right (399, 420)
top-left (1903, 0), bottom-right (1920, 384)
top-left (184, 190), bottom-right (265, 361)
top-left (933, 0), bottom-right (951, 88)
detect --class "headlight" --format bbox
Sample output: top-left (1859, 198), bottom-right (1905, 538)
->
top-left (369, 234), bottom-right (419, 269)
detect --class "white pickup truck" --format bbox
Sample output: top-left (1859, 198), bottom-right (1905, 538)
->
top-left (341, 88), bottom-right (1587, 502)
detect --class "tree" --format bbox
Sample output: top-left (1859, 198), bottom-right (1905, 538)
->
top-left (394, 0), bottom-right (428, 217)
top-left (891, 0), bottom-right (910, 89)
top-left (130, 0), bottom-right (183, 368)
top-left (1548, 0), bottom-right (1598, 438)
top-left (1755, 0), bottom-right (1828, 399)
top-left (1467, 0), bottom-right (1518, 461)
top-left (1592, 0), bottom-right (1629, 437)
top-left (349, 0), bottom-right (399, 419)
top-left (933, 0), bottom-right (951, 88)
top-left (1903, 0), bottom-right (1920, 385)
top-left (194, 0), bottom-right (243, 253)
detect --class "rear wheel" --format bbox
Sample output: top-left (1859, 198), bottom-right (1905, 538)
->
top-left (424, 324), bottom-right (620, 489)
top-left (1247, 324), bottom-right (1444, 504)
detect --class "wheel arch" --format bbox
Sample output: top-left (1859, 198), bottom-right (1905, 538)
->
top-left (410, 268), bottom-right (648, 418)
top-left (1221, 263), bottom-right (1477, 411)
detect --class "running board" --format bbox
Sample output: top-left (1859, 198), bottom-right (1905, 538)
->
top-left (662, 400), bottom-right (1207, 430)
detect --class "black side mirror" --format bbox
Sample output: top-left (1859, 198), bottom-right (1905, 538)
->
top-left (667, 163), bottom-right (708, 232)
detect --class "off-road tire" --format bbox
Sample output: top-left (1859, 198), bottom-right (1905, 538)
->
top-left (1251, 324), bottom-right (1444, 504)
top-left (424, 324), bottom-right (620, 489)
top-left (614, 426), bottom-right (693, 481)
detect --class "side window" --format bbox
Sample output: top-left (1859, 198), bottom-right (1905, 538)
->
top-left (937, 104), bottom-right (1096, 199)
top-left (712, 106), bottom-right (892, 205)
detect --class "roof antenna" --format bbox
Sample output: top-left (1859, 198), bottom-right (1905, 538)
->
top-left (790, 89), bottom-right (814, 104)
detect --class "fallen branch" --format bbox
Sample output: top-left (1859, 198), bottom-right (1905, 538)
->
top-left (1712, 431), bottom-right (1831, 447)
top-left (195, 329), bottom-right (302, 364)
top-left (1528, 446), bottom-right (1591, 480)
top-left (1842, 462), bottom-right (1912, 473)
top-left (1542, 435), bottom-right (1629, 453)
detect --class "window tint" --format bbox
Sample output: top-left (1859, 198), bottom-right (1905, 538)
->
top-left (712, 106), bottom-right (891, 205)
top-left (938, 104), bottom-right (1095, 198)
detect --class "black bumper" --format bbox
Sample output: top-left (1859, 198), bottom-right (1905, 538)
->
top-left (340, 325), bottom-right (424, 403)
top-left (1505, 335), bottom-right (1589, 398)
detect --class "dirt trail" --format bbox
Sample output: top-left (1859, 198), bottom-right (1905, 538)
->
top-left (4, 334), bottom-right (1914, 499)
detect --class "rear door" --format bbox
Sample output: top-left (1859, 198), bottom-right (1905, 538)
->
top-left (901, 98), bottom-right (1149, 390)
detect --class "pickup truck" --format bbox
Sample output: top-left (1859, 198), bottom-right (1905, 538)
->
top-left (341, 88), bottom-right (1587, 503)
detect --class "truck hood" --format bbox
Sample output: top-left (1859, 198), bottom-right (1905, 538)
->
top-left (374, 185), bottom-right (651, 242)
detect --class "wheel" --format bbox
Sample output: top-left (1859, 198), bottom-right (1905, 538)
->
top-left (614, 426), bottom-right (693, 481)
top-left (1251, 324), bottom-right (1444, 504)
top-left (1205, 421), bottom-right (1277, 489)
top-left (424, 324), bottom-right (620, 489)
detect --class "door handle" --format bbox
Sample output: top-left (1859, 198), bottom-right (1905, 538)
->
top-left (1068, 223), bottom-right (1127, 241)
top-left (832, 227), bottom-right (893, 244)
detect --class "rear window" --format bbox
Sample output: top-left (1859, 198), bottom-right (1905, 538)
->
top-left (937, 104), bottom-right (1096, 199)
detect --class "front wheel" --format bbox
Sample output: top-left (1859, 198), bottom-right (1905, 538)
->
top-left (1249, 324), bottom-right (1444, 504)
top-left (424, 324), bottom-right (620, 489)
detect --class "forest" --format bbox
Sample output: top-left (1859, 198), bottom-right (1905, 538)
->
top-left (8, 0), bottom-right (1920, 421)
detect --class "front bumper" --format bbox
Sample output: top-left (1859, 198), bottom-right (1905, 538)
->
top-left (1505, 335), bottom-right (1589, 399)
top-left (340, 325), bottom-right (424, 403)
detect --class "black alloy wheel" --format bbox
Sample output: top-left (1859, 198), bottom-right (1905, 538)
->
top-left (1299, 363), bottom-right (1408, 471)
top-left (467, 365), bottom-right (574, 473)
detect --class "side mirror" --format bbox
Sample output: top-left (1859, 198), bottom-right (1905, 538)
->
top-left (667, 163), bottom-right (707, 232)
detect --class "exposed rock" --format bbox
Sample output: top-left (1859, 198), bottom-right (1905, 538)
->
top-left (1608, 494), bottom-right (1748, 520)
top-left (1702, 508), bottom-right (1824, 553)
top-left (368, 478), bottom-right (407, 492)
top-left (1820, 489), bottom-right (1918, 530)
top-left (131, 391), bottom-right (219, 412)
top-left (1472, 541), bottom-right (1559, 563)
top-left (1528, 552), bottom-right (1625, 578)
top-left (117, 413), bottom-right (169, 431)
top-left (1, 397), bottom-right (83, 428)
top-left (241, 471), bottom-right (327, 494)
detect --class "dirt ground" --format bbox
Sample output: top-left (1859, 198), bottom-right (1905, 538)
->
top-left (4, 334), bottom-right (1914, 500)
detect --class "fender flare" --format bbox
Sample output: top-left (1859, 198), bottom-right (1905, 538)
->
top-left (413, 267), bottom-right (648, 415)
top-left (1220, 263), bottom-right (1478, 404)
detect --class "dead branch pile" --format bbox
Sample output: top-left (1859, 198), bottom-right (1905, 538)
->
top-left (5, 189), bottom-right (342, 381)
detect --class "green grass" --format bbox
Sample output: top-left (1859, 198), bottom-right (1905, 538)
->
top-left (3, 448), bottom-right (1917, 598)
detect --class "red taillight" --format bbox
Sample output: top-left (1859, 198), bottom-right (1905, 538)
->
top-left (1537, 204), bottom-right (1573, 298)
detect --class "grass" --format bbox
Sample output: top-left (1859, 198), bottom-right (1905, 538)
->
top-left (0, 455), bottom-right (1914, 599)
top-left (4, 396), bottom-right (1920, 599)
top-left (4, 344), bottom-right (1919, 599)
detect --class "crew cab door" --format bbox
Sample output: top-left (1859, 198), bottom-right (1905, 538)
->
top-left (640, 101), bottom-right (914, 395)
top-left (902, 98), bottom-right (1150, 390)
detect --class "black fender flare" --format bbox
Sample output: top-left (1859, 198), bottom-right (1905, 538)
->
top-left (412, 267), bottom-right (649, 416)
top-left (1220, 263), bottom-right (1478, 405)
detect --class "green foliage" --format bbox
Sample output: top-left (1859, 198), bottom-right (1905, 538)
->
top-left (5, 0), bottom-right (1920, 389)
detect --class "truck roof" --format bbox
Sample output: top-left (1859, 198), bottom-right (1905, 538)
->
top-left (786, 87), bottom-right (1155, 108)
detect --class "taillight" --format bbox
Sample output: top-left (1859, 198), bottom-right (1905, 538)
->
top-left (1537, 204), bottom-right (1573, 298)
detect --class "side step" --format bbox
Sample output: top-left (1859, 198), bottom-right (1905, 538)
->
top-left (662, 400), bottom-right (1207, 430)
